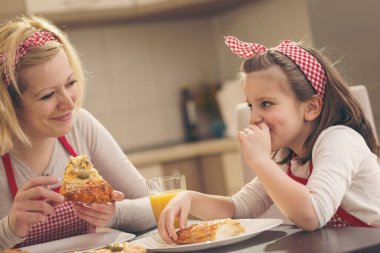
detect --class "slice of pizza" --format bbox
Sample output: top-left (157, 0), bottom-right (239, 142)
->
top-left (60, 155), bottom-right (113, 203)
top-left (175, 218), bottom-right (245, 244)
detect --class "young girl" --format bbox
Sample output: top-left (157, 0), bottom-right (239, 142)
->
top-left (157, 36), bottom-right (380, 243)
top-left (0, 16), bottom-right (155, 250)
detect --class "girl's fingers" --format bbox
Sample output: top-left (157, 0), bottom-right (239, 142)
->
top-left (165, 210), bottom-right (178, 241)
top-left (179, 210), bottom-right (188, 230)
top-left (158, 214), bottom-right (175, 244)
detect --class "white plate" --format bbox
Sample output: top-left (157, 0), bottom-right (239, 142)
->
top-left (21, 231), bottom-right (135, 253)
top-left (133, 218), bottom-right (283, 252)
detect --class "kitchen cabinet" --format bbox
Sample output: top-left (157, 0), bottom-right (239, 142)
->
top-left (22, 0), bottom-right (251, 26)
top-left (128, 138), bottom-right (245, 196)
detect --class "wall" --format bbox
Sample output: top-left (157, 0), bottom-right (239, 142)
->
top-left (212, 0), bottom-right (314, 82)
top-left (68, 19), bottom-right (219, 151)
top-left (308, 0), bottom-right (380, 137)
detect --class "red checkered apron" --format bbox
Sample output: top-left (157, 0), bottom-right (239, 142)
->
top-left (288, 160), bottom-right (372, 227)
top-left (2, 136), bottom-right (95, 248)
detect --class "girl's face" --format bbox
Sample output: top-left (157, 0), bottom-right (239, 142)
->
top-left (17, 49), bottom-right (78, 140)
top-left (244, 69), bottom-right (310, 153)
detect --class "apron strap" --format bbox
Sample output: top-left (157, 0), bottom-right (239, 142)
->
top-left (2, 136), bottom-right (77, 198)
top-left (287, 159), bottom-right (372, 227)
top-left (2, 154), bottom-right (18, 199)
top-left (336, 207), bottom-right (372, 227)
top-left (58, 136), bottom-right (77, 157)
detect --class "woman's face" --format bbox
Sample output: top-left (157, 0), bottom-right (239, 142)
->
top-left (244, 69), bottom-right (309, 153)
top-left (17, 49), bottom-right (79, 139)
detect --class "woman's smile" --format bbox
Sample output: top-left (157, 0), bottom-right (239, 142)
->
top-left (51, 112), bottom-right (72, 122)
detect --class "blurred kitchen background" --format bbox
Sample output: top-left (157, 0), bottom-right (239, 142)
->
top-left (2, 0), bottom-right (379, 195)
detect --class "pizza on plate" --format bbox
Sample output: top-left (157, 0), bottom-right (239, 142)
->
top-left (60, 155), bottom-right (113, 203)
top-left (175, 218), bottom-right (245, 244)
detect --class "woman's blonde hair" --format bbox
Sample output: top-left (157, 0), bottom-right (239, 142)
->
top-left (241, 44), bottom-right (379, 164)
top-left (0, 15), bottom-right (85, 155)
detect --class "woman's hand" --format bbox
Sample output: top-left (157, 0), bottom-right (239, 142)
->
top-left (157, 191), bottom-right (193, 244)
top-left (8, 176), bottom-right (65, 238)
top-left (238, 122), bottom-right (272, 168)
top-left (72, 190), bottom-right (124, 227)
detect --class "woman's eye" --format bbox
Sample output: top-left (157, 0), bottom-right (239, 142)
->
top-left (40, 92), bottom-right (54, 100)
top-left (67, 80), bottom-right (77, 87)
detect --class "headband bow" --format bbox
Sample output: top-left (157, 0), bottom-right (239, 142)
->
top-left (224, 36), bottom-right (326, 98)
top-left (0, 31), bottom-right (59, 87)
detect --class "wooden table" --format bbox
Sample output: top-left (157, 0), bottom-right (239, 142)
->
top-left (132, 224), bottom-right (380, 253)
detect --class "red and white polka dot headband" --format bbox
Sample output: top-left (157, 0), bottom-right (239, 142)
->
top-left (0, 31), bottom-right (59, 87)
top-left (224, 36), bottom-right (327, 98)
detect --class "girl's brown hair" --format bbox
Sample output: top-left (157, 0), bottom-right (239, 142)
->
top-left (241, 45), bottom-right (379, 164)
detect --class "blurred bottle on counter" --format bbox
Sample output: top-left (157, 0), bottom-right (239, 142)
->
top-left (180, 87), bottom-right (200, 142)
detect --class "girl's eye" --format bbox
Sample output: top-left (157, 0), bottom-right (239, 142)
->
top-left (40, 92), bottom-right (54, 100)
top-left (262, 101), bottom-right (272, 107)
top-left (247, 103), bottom-right (253, 111)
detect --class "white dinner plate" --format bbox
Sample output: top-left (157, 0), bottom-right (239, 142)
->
top-left (133, 218), bottom-right (283, 252)
top-left (20, 230), bottom-right (135, 253)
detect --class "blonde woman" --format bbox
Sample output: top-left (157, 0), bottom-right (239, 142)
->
top-left (0, 15), bottom-right (155, 250)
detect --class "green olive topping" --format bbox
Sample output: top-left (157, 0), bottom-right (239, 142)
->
top-left (110, 245), bottom-right (124, 251)
top-left (77, 171), bottom-right (90, 179)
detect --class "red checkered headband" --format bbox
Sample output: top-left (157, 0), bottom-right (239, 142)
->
top-left (0, 31), bottom-right (59, 87)
top-left (224, 36), bottom-right (327, 98)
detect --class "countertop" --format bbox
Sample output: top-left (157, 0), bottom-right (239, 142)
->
top-left (128, 138), bottom-right (239, 167)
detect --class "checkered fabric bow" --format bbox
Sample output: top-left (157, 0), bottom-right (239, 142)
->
top-left (224, 36), bottom-right (326, 98)
top-left (0, 31), bottom-right (59, 87)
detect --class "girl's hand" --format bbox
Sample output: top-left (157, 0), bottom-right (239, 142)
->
top-left (72, 190), bottom-right (124, 227)
top-left (157, 191), bottom-right (193, 244)
top-left (8, 176), bottom-right (65, 238)
top-left (238, 122), bottom-right (272, 168)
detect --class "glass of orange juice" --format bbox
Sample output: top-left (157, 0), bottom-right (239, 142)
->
top-left (146, 175), bottom-right (186, 226)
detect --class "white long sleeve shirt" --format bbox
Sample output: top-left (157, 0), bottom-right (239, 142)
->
top-left (0, 109), bottom-right (155, 249)
top-left (232, 125), bottom-right (380, 227)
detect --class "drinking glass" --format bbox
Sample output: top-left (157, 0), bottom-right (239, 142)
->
top-left (146, 174), bottom-right (186, 224)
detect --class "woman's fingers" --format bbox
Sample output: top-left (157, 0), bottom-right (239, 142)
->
top-left (19, 185), bottom-right (65, 203)
top-left (72, 202), bottom-right (115, 227)
top-left (21, 176), bottom-right (59, 191)
top-left (111, 190), bottom-right (125, 201)
top-left (14, 200), bottom-right (57, 216)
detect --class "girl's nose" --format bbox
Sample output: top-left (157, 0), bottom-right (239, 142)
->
top-left (249, 109), bottom-right (263, 125)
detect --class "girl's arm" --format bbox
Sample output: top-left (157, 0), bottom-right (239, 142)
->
top-left (157, 191), bottom-right (235, 243)
top-left (239, 123), bottom-right (319, 231)
top-left (251, 158), bottom-right (319, 230)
